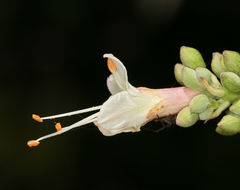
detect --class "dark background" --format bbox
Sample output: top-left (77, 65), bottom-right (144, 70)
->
top-left (1, 0), bottom-right (240, 189)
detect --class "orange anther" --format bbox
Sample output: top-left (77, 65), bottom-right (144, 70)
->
top-left (107, 58), bottom-right (117, 72)
top-left (32, 114), bottom-right (43, 123)
top-left (55, 122), bottom-right (62, 131)
top-left (27, 140), bottom-right (40, 147)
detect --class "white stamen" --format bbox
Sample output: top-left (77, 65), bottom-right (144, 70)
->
top-left (36, 112), bottom-right (99, 142)
top-left (41, 106), bottom-right (102, 121)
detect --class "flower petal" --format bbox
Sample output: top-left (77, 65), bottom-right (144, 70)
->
top-left (107, 74), bottom-right (123, 95)
top-left (96, 91), bottom-right (161, 136)
top-left (104, 54), bottom-right (129, 91)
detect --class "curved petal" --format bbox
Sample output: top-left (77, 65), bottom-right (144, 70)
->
top-left (107, 74), bottom-right (123, 95)
top-left (104, 54), bottom-right (129, 91)
top-left (96, 91), bottom-right (161, 136)
top-left (104, 54), bottom-right (140, 95)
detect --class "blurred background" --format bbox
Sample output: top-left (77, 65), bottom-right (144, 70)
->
top-left (1, 0), bottom-right (240, 189)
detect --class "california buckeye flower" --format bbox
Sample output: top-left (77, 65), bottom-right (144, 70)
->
top-left (28, 54), bottom-right (198, 147)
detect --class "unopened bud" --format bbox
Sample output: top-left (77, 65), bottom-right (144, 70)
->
top-left (220, 72), bottom-right (240, 92)
top-left (174, 64), bottom-right (184, 85)
top-left (199, 108), bottom-right (214, 120)
top-left (180, 46), bottom-right (206, 69)
top-left (216, 114), bottom-right (240, 136)
top-left (189, 94), bottom-right (209, 113)
top-left (229, 99), bottom-right (240, 115)
top-left (196, 67), bottom-right (221, 87)
top-left (211, 52), bottom-right (227, 78)
top-left (182, 67), bottom-right (205, 92)
top-left (176, 106), bottom-right (199, 127)
top-left (223, 50), bottom-right (240, 76)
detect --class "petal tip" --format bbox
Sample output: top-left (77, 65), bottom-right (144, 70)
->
top-left (103, 53), bottom-right (114, 58)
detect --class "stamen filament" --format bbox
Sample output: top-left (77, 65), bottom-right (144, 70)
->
top-left (40, 105), bottom-right (102, 121)
top-left (35, 112), bottom-right (99, 142)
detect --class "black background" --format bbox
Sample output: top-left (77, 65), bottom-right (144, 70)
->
top-left (1, 0), bottom-right (240, 189)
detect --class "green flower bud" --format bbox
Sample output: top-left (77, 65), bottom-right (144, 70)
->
top-left (229, 99), bottom-right (240, 115)
top-left (216, 114), bottom-right (240, 136)
top-left (220, 72), bottom-right (240, 92)
top-left (196, 67), bottom-right (211, 81)
top-left (176, 106), bottom-right (199, 127)
top-left (174, 64), bottom-right (184, 85)
top-left (180, 46), bottom-right (206, 69)
top-left (196, 67), bottom-right (221, 87)
top-left (211, 52), bottom-right (227, 78)
top-left (189, 94), bottom-right (209, 113)
top-left (182, 67), bottom-right (205, 92)
top-left (199, 108), bottom-right (214, 120)
top-left (223, 50), bottom-right (240, 76)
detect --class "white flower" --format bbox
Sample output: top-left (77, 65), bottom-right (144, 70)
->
top-left (95, 54), bottom-right (161, 136)
top-left (28, 54), bottom-right (198, 147)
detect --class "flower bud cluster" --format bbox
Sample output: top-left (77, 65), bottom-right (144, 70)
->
top-left (175, 46), bottom-right (240, 136)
